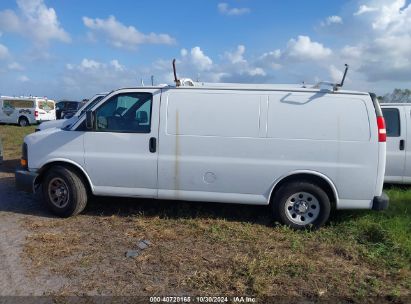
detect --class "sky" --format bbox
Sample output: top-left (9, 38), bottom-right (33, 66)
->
top-left (0, 0), bottom-right (410, 100)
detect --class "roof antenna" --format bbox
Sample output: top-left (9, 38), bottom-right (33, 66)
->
top-left (172, 59), bottom-right (181, 87)
top-left (312, 64), bottom-right (349, 91)
top-left (336, 64), bottom-right (349, 89)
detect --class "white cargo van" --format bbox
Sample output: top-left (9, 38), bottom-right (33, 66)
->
top-left (37, 93), bottom-right (107, 131)
top-left (0, 96), bottom-right (56, 126)
top-left (381, 103), bottom-right (411, 183)
top-left (15, 82), bottom-right (388, 229)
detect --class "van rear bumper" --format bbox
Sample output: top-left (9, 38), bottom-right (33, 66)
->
top-left (15, 170), bottom-right (38, 193)
top-left (372, 192), bottom-right (389, 211)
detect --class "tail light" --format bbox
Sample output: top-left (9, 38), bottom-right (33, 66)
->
top-left (34, 110), bottom-right (38, 118)
top-left (377, 116), bottom-right (386, 142)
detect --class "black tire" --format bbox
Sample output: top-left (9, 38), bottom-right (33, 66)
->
top-left (18, 117), bottom-right (29, 127)
top-left (42, 165), bottom-right (88, 217)
top-left (272, 181), bottom-right (331, 229)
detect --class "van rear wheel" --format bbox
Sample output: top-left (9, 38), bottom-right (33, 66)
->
top-left (42, 165), bottom-right (88, 217)
top-left (272, 181), bottom-right (330, 229)
top-left (18, 117), bottom-right (29, 127)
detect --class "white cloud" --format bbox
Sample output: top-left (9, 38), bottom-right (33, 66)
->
top-left (18, 75), bottom-right (29, 82)
top-left (110, 59), bottom-right (124, 71)
top-left (181, 46), bottom-right (213, 71)
top-left (285, 35), bottom-right (332, 60)
top-left (354, 5), bottom-right (379, 16)
top-left (248, 67), bottom-right (266, 77)
top-left (66, 58), bottom-right (125, 73)
top-left (0, 0), bottom-right (70, 45)
top-left (347, 0), bottom-right (411, 82)
top-left (83, 15), bottom-right (176, 49)
top-left (79, 58), bottom-right (102, 70)
top-left (174, 45), bottom-right (268, 83)
top-left (321, 15), bottom-right (343, 26)
top-left (371, 0), bottom-right (410, 30)
top-left (180, 48), bottom-right (188, 57)
top-left (341, 45), bottom-right (363, 59)
top-left (0, 43), bottom-right (9, 59)
top-left (62, 58), bottom-right (141, 98)
top-left (257, 51), bottom-right (282, 70)
top-left (8, 62), bottom-right (24, 70)
top-left (225, 45), bottom-right (246, 64)
top-left (218, 3), bottom-right (250, 16)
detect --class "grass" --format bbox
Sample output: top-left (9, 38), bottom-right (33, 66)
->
top-left (0, 124), bottom-right (36, 159)
top-left (0, 125), bottom-right (410, 301)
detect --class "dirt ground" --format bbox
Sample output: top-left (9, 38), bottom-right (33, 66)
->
top-left (0, 161), bottom-right (66, 295)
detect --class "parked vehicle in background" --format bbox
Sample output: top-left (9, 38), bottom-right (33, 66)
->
top-left (381, 103), bottom-right (411, 184)
top-left (62, 101), bottom-right (85, 119)
top-left (0, 96), bottom-right (56, 126)
top-left (37, 93), bottom-right (108, 131)
top-left (56, 101), bottom-right (83, 119)
top-left (16, 81), bottom-right (388, 229)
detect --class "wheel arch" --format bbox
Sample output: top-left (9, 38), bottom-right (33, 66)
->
top-left (268, 171), bottom-right (339, 209)
top-left (17, 115), bottom-right (30, 125)
top-left (35, 159), bottom-right (94, 194)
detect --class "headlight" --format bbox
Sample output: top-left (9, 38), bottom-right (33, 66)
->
top-left (20, 143), bottom-right (28, 169)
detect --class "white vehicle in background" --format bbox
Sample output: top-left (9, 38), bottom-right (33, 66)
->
top-left (0, 96), bottom-right (56, 126)
top-left (381, 103), bottom-right (411, 184)
top-left (37, 93), bottom-right (108, 131)
top-left (15, 62), bottom-right (389, 229)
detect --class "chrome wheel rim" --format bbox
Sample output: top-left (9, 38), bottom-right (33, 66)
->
top-left (285, 192), bottom-right (320, 225)
top-left (48, 177), bottom-right (69, 208)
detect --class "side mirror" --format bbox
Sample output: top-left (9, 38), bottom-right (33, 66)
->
top-left (86, 110), bottom-right (94, 130)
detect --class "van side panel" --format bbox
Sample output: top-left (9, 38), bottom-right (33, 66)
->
top-left (0, 99), bottom-right (36, 125)
top-left (158, 90), bottom-right (268, 204)
top-left (158, 90), bottom-right (379, 208)
top-left (267, 93), bottom-right (379, 206)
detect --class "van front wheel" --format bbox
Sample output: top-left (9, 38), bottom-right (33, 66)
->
top-left (272, 181), bottom-right (331, 229)
top-left (42, 165), bottom-right (88, 217)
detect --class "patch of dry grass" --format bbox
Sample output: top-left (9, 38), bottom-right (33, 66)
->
top-left (0, 124), bottom-right (35, 159)
top-left (22, 197), bottom-right (410, 301)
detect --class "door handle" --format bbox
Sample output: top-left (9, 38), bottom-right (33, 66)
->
top-left (149, 137), bottom-right (156, 153)
top-left (400, 139), bottom-right (405, 151)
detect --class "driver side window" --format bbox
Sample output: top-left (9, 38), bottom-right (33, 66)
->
top-left (95, 92), bottom-right (152, 133)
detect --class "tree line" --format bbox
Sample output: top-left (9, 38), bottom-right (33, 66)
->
top-left (378, 89), bottom-right (411, 103)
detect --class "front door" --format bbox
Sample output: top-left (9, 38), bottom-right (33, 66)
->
top-left (84, 90), bottom-right (160, 197)
top-left (382, 107), bottom-right (406, 183)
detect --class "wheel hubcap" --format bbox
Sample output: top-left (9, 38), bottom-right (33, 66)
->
top-left (48, 177), bottom-right (69, 208)
top-left (285, 192), bottom-right (320, 225)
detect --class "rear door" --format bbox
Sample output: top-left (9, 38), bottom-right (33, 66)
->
top-left (382, 106), bottom-right (406, 183)
top-left (403, 105), bottom-right (411, 183)
top-left (83, 90), bottom-right (160, 197)
top-left (36, 100), bottom-right (55, 121)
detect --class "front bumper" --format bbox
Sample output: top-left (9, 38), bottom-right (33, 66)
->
top-left (15, 169), bottom-right (38, 193)
top-left (372, 192), bottom-right (389, 211)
